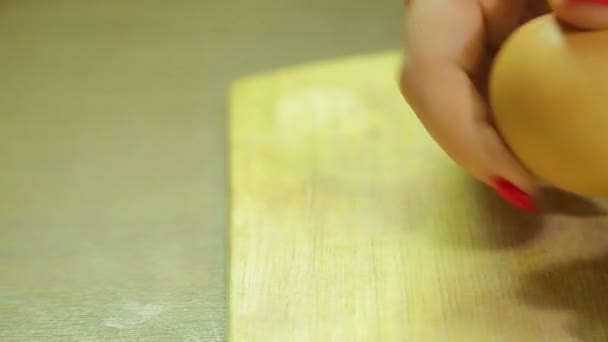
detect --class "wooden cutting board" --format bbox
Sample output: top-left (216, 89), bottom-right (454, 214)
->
top-left (228, 51), bottom-right (608, 341)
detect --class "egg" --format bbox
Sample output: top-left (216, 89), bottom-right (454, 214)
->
top-left (490, 14), bottom-right (608, 196)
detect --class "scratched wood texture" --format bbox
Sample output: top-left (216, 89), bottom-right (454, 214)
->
top-left (229, 51), bottom-right (608, 342)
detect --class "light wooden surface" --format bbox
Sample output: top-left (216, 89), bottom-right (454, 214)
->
top-left (229, 51), bottom-right (608, 341)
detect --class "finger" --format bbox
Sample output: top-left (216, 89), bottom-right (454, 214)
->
top-left (403, 0), bottom-right (484, 89)
top-left (401, 56), bottom-right (538, 196)
top-left (549, 0), bottom-right (608, 29)
top-left (478, 0), bottom-right (526, 48)
top-left (401, 0), bottom-right (539, 202)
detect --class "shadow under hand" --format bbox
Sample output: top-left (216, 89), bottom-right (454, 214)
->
top-left (539, 187), bottom-right (606, 217)
top-left (516, 189), bottom-right (608, 341)
top-left (460, 185), bottom-right (606, 251)
top-left (463, 180), bottom-right (542, 250)
top-left (430, 176), bottom-right (607, 251)
top-left (520, 256), bottom-right (608, 341)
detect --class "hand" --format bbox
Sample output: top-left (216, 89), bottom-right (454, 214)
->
top-left (399, 0), bottom-right (608, 212)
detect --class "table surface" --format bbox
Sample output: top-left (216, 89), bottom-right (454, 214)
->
top-left (0, 1), bottom-right (402, 340)
top-left (229, 51), bottom-right (608, 342)
top-left (0, 2), bottom-right (227, 341)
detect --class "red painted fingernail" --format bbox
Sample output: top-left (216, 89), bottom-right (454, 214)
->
top-left (569, 0), bottom-right (608, 5)
top-left (492, 177), bottom-right (538, 212)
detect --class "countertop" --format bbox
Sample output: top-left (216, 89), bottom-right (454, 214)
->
top-left (0, 0), bottom-right (402, 340)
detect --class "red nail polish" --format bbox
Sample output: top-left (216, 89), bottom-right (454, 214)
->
top-left (492, 178), bottom-right (538, 212)
top-left (569, 0), bottom-right (608, 5)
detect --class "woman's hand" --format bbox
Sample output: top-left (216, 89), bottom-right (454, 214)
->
top-left (399, 0), bottom-right (608, 211)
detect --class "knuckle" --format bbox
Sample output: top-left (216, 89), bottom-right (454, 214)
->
top-left (399, 55), bottom-right (430, 112)
top-left (398, 57), bottom-right (418, 101)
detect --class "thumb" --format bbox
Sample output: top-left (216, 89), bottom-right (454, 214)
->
top-left (549, 0), bottom-right (608, 29)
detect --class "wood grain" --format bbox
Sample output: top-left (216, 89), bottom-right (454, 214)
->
top-left (229, 51), bottom-right (608, 341)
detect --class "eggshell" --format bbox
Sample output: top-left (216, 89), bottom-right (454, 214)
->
top-left (490, 14), bottom-right (608, 196)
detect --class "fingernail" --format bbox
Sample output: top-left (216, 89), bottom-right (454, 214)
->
top-left (492, 177), bottom-right (538, 212)
top-left (569, 0), bottom-right (608, 5)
